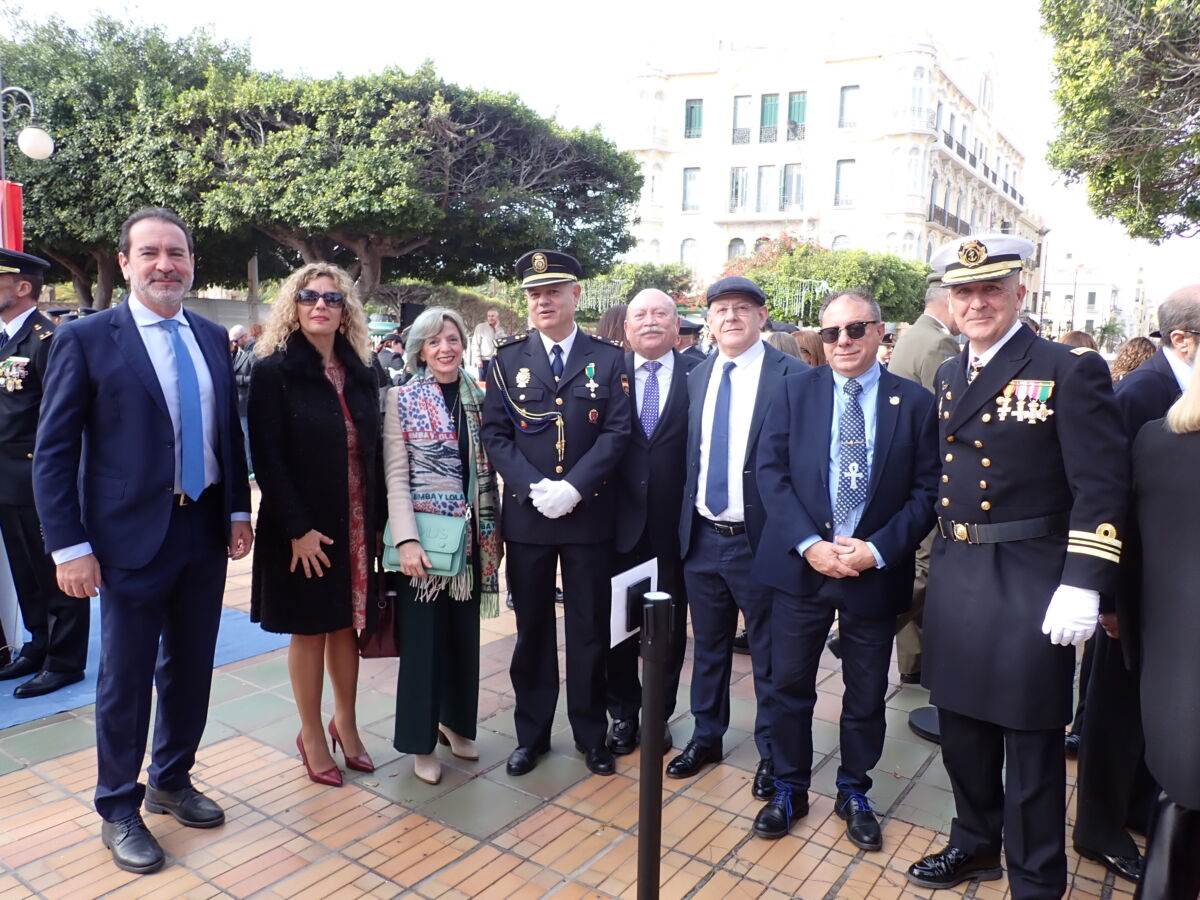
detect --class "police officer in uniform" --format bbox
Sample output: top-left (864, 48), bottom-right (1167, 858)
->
top-left (0, 248), bottom-right (89, 697)
top-left (907, 235), bottom-right (1128, 899)
top-left (482, 250), bottom-right (631, 777)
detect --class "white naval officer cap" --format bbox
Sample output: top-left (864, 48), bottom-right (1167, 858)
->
top-left (931, 233), bottom-right (1035, 286)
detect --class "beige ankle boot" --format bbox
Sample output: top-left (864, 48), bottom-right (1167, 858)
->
top-left (413, 753), bottom-right (442, 785)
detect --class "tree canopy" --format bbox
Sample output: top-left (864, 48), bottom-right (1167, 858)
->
top-left (723, 235), bottom-right (927, 325)
top-left (1043, 0), bottom-right (1200, 241)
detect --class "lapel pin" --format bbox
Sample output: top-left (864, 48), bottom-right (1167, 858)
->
top-left (889, 395), bottom-right (900, 405)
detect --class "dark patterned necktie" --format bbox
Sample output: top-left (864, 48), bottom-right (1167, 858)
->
top-left (550, 344), bottom-right (564, 380)
top-left (967, 356), bottom-right (982, 384)
top-left (640, 360), bottom-right (662, 437)
top-left (834, 378), bottom-right (868, 526)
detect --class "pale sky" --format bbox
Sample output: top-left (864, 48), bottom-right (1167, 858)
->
top-left (8, 0), bottom-right (1198, 302)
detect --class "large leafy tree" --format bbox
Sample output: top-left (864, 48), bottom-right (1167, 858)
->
top-left (1043, 0), bottom-right (1200, 240)
top-left (724, 235), bottom-right (927, 325)
top-left (1, 15), bottom-right (270, 306)
top-left (174, 64), bottom-right (643, 299)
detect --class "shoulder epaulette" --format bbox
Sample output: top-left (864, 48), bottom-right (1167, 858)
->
top-left (496, 332), bottom-right (528, 348)
top-left (1070, 346), bottom-right (1097, 356)
top-left (586, 333), bottom-right (623, 348)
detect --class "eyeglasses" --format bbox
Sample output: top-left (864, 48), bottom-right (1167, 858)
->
top-left (296, 289), bottom-right (346, 307)
top-left (818, 320), bottom-right (879, 344)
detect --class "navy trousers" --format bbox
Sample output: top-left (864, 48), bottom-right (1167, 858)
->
top-left (94, 490), bottom-right (228, 822)
top-left (771, 584), bottom-right (893, 794)
top-left (682, 519), bottom-right (772, 758)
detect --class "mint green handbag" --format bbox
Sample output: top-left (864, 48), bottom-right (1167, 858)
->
top-left (383, 512), bottom-right (468, 577)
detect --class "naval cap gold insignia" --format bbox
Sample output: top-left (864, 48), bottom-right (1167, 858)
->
top-left (532, 252), bottom-right (548, 274)
top-left (958, 239), bottom-right (988, 268)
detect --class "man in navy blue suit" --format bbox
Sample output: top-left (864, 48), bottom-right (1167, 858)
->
top-left (666, 276), bottom-right (807, 798)
top-left (34, 208), bottom-right (253, 875)
top-left (751, 290), bottom-right (939, 844)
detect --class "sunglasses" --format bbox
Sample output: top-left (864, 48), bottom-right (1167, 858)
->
top-left (818, 320), bottom-right (879, 344)
top-left (296, 289), bottom-right (345, 307)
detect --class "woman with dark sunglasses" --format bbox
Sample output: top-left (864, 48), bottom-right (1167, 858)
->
top-left (247, 263), bottom-right (384, 786)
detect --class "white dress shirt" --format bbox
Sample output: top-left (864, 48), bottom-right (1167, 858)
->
top-left (968, 318), bottom-right (1025, 371)
top-left (2, 306), bottom-right (36, 344)
top-left (52, 296), bottom-right (246, 566)
top-left (1165, 347), bottom-right (1193, 393)
top-left (538, 326), bottom-right (578, 373)
top-left (634, 350), bottom-right (674, 420)
top-left (696, 339), bottom-right (765, 522)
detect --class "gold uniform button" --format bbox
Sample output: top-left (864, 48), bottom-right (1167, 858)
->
top-left (982, 413), bottom-right (992, 423)
top-left (981, 500), bottom-right (992, 511)
top-left (947, 435), bottom-right (956, 443)
top-left (945, 453), bottom-right (954, 462)
top-left (555, 465), bottom-right (564, 474)
top-left (941, 475), bottom-right (950, 483)
top-left (555, 397), bottom-right (564, 406)
top-left (974, 440), bottom-right (983, 448)
top-left (981, 458), bottom-right (992, 467)
top-left (979, 480), bottom-right (988, 489)
top-left (942, 411), bottom-right (950, 419)
top-left (940, 498), bottom-right (951, 507)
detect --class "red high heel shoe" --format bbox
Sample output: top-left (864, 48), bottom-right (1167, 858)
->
top-left (296, 734), bottom-right (342, 786)
top-left (329, 720), bottom-right (375, 773)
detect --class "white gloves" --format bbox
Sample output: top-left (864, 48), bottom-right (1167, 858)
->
top-left (1041, 584), bottom-right (1100, 647)
top-left (529, 478), bottom-right (582, 520)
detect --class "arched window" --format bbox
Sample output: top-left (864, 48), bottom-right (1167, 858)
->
top-left (903, 231), bottom-right (916, 258)
top-left (930, 173), bottom-right (938, 211)
top-left (831, 234), bottom-right (850, 251)
top-left (727, 238), bottom-right (746, 260)
top-left (886, 232), bottom-right (900, 255)
top-left (911, 67), bottom-right (927, 115)
top-left (649, 239), bottom-right (660, 262)
top-left (925, 239), bottom-right (933, 262)
top-left (908, 147), bottom-right (922, 191)
top-left (754, 237), bottom-right (770, 252)
top-left (680, 238), bottom-right (698, 269)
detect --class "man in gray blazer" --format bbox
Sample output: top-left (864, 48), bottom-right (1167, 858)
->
top-left (665, 276), bottom-right (808, 799)
top-left (887, 278), bottom-right (960, 682)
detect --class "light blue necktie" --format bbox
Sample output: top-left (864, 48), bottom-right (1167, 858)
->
top-left (834, 378), bottom-right (868, 526)
top-left (705, 360), bottom-right (737, 516)
top-left (159, 319), bottom-right (205, 500)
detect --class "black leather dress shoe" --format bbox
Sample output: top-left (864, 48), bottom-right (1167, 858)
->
top-left (1064, 732), bottom-right (1081, 758)
top-left (826, 632), bottom-right (842, 660)
top-left (505, 745), bottom-right (546, 776)
top-left (666, 740), bottom-right (722, 779)
top-left (662, 722), bottom-right (673, 753)
top-left (907, 846), bottom-right (1002, 889)
top-left (576, 744), bottom-right (616, 776)
top-left (752, 785), bottom-right (809, 839)
top-left (0, 655), bottom-right (42, 681)
top-left (732, 629), bottom-right (750, 655)
top-left (13, 670), bottom-right (84, 699)
top-left (144, 785), bottom-right (225, 828)
top-left (752, 758), bottom-right (775, 799)
top-left (1074, 845), bottom-right (1143, 883)
top-left (835, 790), bottom-right (882, 850)
top-left (607, 718), bottom-right (639, 755)
top-left (101, 813), bottom-right (165, 874)
top-left (506, 592), bottom-right (515, 610)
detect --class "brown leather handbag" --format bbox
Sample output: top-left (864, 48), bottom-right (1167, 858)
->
top-left (358, 565), bottom-right (400, 658)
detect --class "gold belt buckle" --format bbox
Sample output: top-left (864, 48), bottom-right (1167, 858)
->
top-left (176, 493), bottom-right (190, 507)
top-left (953, 522), bottom-right (969, 542)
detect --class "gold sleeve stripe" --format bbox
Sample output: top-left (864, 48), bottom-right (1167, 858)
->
top-left (1069, 529), bottom-right (1122, 551)
top-left (1067, 545), bottom-right (1121, 564)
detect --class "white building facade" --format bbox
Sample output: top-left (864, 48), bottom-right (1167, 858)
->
top-left (622, 42), bottom-right (1043, 292)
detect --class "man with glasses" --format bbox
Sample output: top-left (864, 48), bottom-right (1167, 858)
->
top-left (750, 290), bottom-right (939, 843)
top-left (907, 235), bottom-right (1127, 898)
top-left (666, 276), bottom-right (807, 796)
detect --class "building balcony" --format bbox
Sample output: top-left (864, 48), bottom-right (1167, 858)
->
top-left (759, 126), bottom-right (777, 143)
top-left (732, 127), bottom-right (750, 144)
top-left (684, 127), bottom-right (702, 139)
top-left (787, 122), bottom-right (806, 141)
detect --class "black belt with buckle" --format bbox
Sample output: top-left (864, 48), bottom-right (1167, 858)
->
top-left (697, 514), bottom-right (746, 536)
top-left (936, 513), bottom-right (1069, 545)
top-left (174, 486), bottom-right (214, 507)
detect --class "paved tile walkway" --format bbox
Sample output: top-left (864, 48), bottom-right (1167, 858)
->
top-left (0, 547), bottom-right (1136, 898)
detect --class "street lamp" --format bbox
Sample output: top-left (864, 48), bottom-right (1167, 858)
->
top-left (0, 58), bottom-right (55, 181)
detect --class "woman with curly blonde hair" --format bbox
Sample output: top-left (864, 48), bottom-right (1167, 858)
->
top-left (1110, 336), bottom-right (1156, 383)
top-left (249, 262), bottom-right (384, 786)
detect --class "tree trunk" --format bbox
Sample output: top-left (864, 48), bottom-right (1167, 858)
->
top-left (71, 273), bottom-right (95, 308)
top-left (92, 253), bottom-right (119, 309)
top-left (355, 248), bottom-right (383, 301)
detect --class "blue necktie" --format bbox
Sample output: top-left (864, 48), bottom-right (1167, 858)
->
top-left (159, 319), bottom-right (206, 500)
top-left (834, 378), bottom-right (868, 526)
top-left (705, 360), bottom-right (736, 516)
top-left (640, 360), bottom-right (662, 437)
top-left (550, 344), bottom-right (564, 380)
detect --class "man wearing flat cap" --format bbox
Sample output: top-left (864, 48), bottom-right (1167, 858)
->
top-left (482, 249), bottom-right (631, 778)
top-left (666, 276), bottom-right (807, 796)
top-left (906, 234), bottom-right (1128, 899)
top-left (0, 248), bottom-right (89, 698)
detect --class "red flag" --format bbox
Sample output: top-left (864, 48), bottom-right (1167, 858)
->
top-left (0, 181), bottom-right (24, 252)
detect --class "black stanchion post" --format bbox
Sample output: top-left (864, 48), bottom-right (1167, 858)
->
top-left (637, 591), bottom-right (672, 900)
